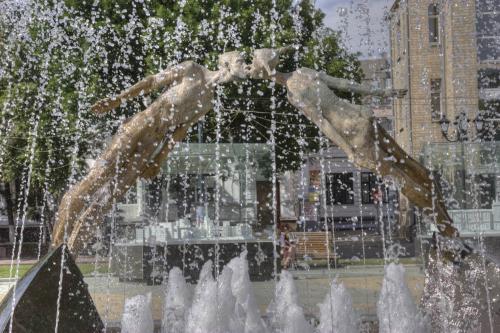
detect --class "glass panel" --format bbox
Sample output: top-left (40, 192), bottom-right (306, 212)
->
top-left (476, 174), bottom-right (496, 209)
top-left (478, 69), bottom-right (500, 89)
top-left (477, 37), bottom-right (500, 60)
top-left (476, 13), bottom-right (500, 37)
top-left (325, 173), bottom-right (354, 205)
top-left (477, 0), bottom-right (500, 13)
top-left (428, 17), bottom-right (439, 43)
top-left (421, 142), bottom-right (500, 211)
top-left (361, 172), bottom-right (377, 204)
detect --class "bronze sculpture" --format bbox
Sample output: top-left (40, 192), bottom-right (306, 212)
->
top-left (52, 47), bottom-right (458, 255)
top-left (248, 48), bottom-right (455, 238)
top-left (53, 51), bottom-right (248, 252)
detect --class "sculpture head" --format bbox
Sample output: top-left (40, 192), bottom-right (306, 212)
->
top-left (247, 46), bottom-right (294, 79)
top-left (217, 51), bottom-right (247, 83)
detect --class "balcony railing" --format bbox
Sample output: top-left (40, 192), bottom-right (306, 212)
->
top-left (449, 209), bottom-right (499, 235)
top-left (425, 206), bottom-right (500, 236)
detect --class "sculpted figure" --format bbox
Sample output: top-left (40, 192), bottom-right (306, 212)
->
top-left (247, 48), bottom-right (457, 239)
top-left (53, 46), bottom-right (460, 256)
top-left (52, 52), bottom-right (247, 252)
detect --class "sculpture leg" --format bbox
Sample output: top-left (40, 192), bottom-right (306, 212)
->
top-left (52, 109), bottom-right (167, 248)
top-left (53, 134), bottom-right (144, 247)
top-left (55, 106), bottom-right (197, 251)
top-left (375, 125), bottom-right (457, 237)
top-left (67, 152), bottom-right (145, 253)
top-left (53, 161), bottom-right (120, 247)
top-left (67, 127), bottom-right (191, 253)
top-left (140, 126), bottom-right (188, 179)
top-left (66, 185), bottom-right (113, 254)
top-left (294, 92), bottom-right (459, 241)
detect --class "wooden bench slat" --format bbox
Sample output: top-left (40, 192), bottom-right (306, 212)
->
top-left (289, 232), bottom-right (335, 260)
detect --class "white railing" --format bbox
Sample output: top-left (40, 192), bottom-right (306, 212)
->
top-left (449, 209), bottom-right (498, 234)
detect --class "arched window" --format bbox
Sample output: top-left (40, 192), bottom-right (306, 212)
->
top-left (428, 4), bottom-right (439, 43)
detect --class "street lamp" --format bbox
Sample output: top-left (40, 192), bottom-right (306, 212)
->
top-left (438, 111), bottom-right (484, 142)
top-left (438, 112), bottom-right (490, 211)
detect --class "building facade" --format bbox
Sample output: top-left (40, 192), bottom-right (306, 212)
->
top-left (389, 0), bottom-right (500, 234)
top-left (282, 146), bottom-right (397, 234)
top-left (390, 0), bottom-right (499, 155)
top-left (360, 57), bottom-right (394, 134)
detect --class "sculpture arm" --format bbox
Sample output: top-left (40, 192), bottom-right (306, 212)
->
top-left (90, 62), bottom-right (192, 114)
top-left (319, 73), bottom-right (391, 97)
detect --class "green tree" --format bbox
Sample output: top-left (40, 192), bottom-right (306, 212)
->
top-left (0, 0), bottom-right (361, 226)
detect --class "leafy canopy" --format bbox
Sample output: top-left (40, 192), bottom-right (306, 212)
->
top-left (0, 0), bottom-right (361, 215)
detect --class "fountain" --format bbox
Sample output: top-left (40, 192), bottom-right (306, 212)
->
top-left (0, 0), bottom-right (499, 332)
top-left (121, 293), bottom-right (154, 333)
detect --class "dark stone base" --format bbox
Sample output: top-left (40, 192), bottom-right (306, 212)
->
top-left (0, 245), bottom-right (104, 332)
top-left (113, 241), bottom-right (279, 284)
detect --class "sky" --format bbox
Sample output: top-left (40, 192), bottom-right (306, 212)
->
top-left (315, 0), bottom-right (394, 58)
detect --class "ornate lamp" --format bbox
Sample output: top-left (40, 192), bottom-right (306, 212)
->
top-left (439, 112), bottom-right (484, 142)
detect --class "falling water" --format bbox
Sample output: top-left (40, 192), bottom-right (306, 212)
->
top-left (1, 1), bottom-right (499, 333)
top-left (269, 0), bottom-right (280, 281)
top-left (267, 271), bottom-right (314, 333)
top-left (162, 267), bottom-right (190, 333)
top-left (125, 254), bottom-right (368, 333)
top-left (121, 293), bottom-right (154, 333)
top-left (6, 2), bottom-right (52, 327)
top-left (102, 144), bottom-right (125, 331)
top-left (317, 280), bottom-right (359, 333)
top-left (377, 263), bottom-right (429, 333)
top-left (372, 121), bottom-right (388, 262)
top-left (316, 30), bottom-right (334, 271)
top-left (466, 143), bottom-right (495, 331)
top-left (36, 156), bottom-right (52, 260)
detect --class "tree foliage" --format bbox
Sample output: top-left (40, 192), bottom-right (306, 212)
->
top-left (0, 0), bottom-right (361, 223)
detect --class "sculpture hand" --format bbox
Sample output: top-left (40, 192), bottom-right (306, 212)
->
top-left (90, 97), bottom-right (119, 114)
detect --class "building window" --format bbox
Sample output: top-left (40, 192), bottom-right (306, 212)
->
top-left (476, 13), bottom-right (500, 37)
top-left (478, 69), bottom-right (500, 89)
top-left (395, 19), bottom-right (401, 61)
top-left (476, 0), bottom-right (500, 14)
top-left (361, 172), bottom-right (378, 204)
top-left (428, 4), bottom-right (439, 44)
top-left (430, 79), bottom-right (441, 121)
top-left (476, 0), bottom-right (500, 61)
top-left (326, 173), bottom-right (354, 205)
top-left (477, 37), bottom-right (500, 61)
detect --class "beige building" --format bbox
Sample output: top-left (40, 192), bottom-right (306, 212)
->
top-left (389, 0), bottom-right (500, 234)
top-left (360, 57), bottom-right (394, 134)
top-left (389, 0), bottom-right (499, 158)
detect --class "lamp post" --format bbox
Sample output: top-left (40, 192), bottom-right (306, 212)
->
top-left (438, 111), bottom-right (485, 142)
top-left (438, 112), bottom-right (485, 209)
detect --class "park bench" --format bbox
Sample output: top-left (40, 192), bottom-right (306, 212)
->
top-left (289, 231), bottom-right (335, 265)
